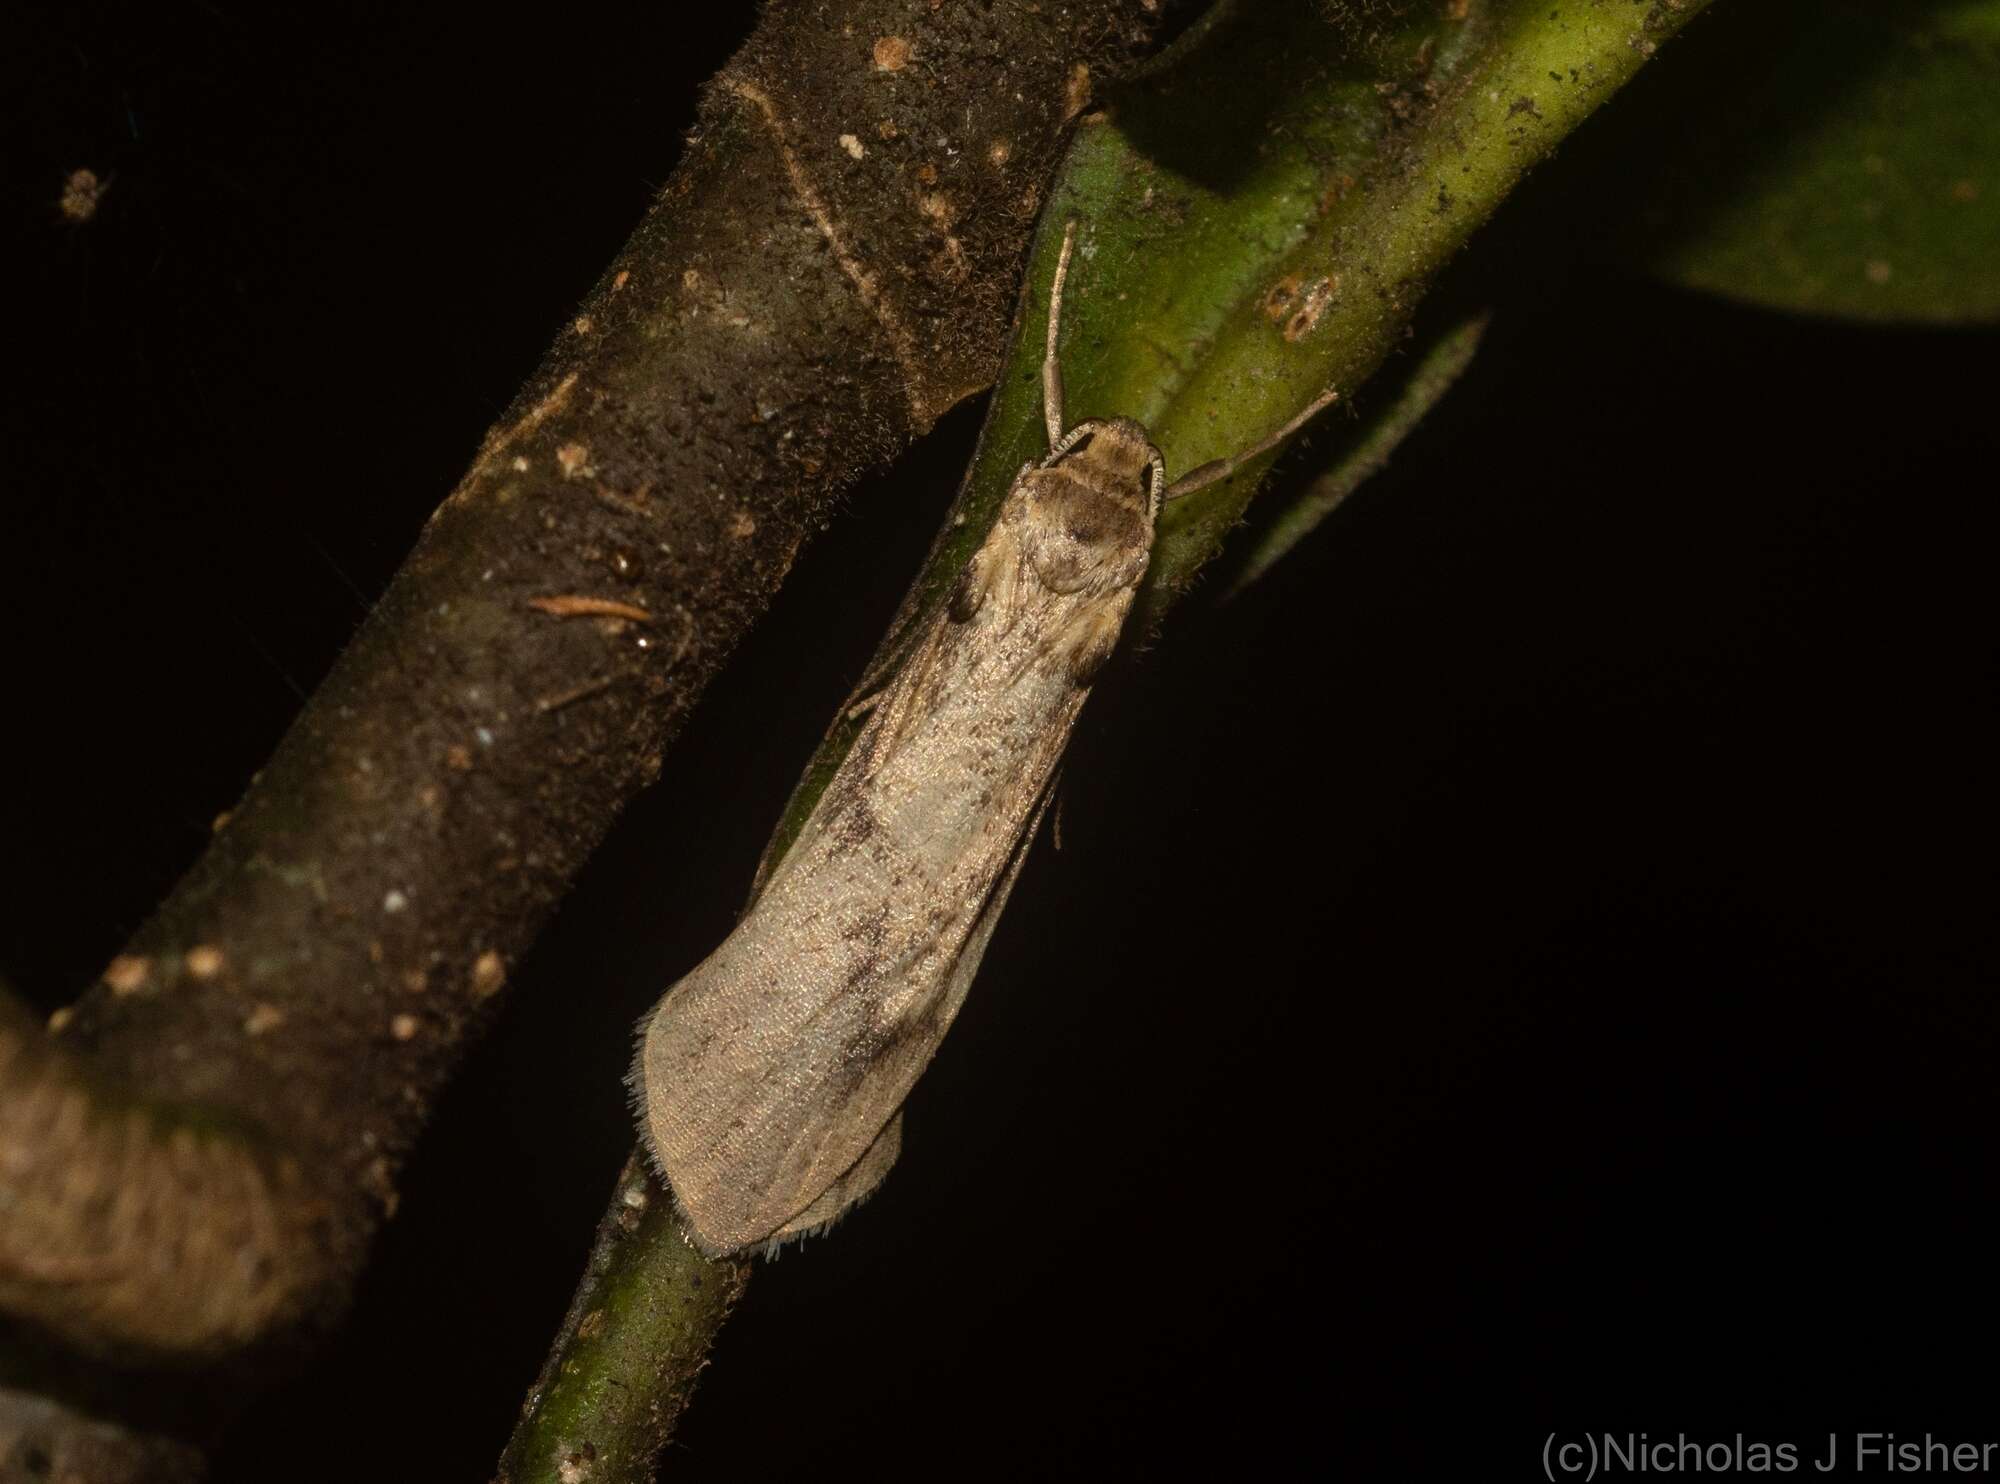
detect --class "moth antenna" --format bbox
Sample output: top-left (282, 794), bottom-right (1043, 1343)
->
top-left (1163, 387), bottom-right (1341, 502)
top-left (1043, 218), bottom-right (1079, 450)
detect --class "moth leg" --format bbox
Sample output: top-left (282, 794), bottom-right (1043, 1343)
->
top-left (1042, 218), bottom-right (1080, 450)
top-left (1163, 386), bottom-right (1340, 501)
top-left (948, 516), bottom-right (1021, 623)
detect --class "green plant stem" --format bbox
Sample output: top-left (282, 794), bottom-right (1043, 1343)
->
top-left (496, 1159), bottom-right (747, 1484)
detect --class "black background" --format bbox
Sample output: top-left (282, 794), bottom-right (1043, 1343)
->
top-left (5, 3), bottom-right (1996, 1479)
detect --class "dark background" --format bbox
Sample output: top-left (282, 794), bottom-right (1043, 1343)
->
top-left (5, 3), bottom-right (1995, 1479)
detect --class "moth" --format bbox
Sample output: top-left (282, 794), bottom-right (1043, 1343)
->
top-left (635, 220), bottom-right (1337, 1256)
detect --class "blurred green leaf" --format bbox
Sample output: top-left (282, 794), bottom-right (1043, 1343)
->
top-left (1225, 309), bottom-right (1489, 597)
top-left (1606, 0), bottom-right (2000, 324)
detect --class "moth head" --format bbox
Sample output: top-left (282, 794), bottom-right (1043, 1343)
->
top-left (1052, 417), bottom-right (1165, 515)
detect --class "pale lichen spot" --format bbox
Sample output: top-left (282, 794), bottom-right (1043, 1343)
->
top-left (471, 950), bottom-right (508, 999)
top-left (573, 314), bottom-right (594, 335)
top-left (1263, 273), bottom-right (1305, 320)
top-left (403, 968), bottom-right (430, 995)
top-left (184, 944), bottom-right (225, 980)
top-left (60, 168), bottom-right (107, 223)
top-left (390, 1013), bottom-right (421, 1042)
top-left (622, 1179), bottom-right (650, 1210)
top-left (558, 1453), bottom-right (593, 1484)
top-left (244, 1003), bottom-right (286, 1036)
top-left (556, 443), bottom-right (593, 480)
top-left (103, 955), bottom-right (151, 996)
top-left (987, 139), bottom-right (1012, 168)
top-left (730, 510), bottom-right (758, 539)
top-left (838, 133), bottom-right (865, 161)
top-left (612, 269), bottom-right (631, 292)
top-left (1283, 277), bottom-right (1337, 342)
top-left (872, 34), bottom-right (911, 71)
top-left (47, 1006), bottom-right (75, 1033)
top-left (383, 889), bottom-right (410, 914)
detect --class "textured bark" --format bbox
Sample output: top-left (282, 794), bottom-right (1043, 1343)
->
top-left (0, 993), bottom-right (331, 1360)
top-left (4, 0), bottom-right (1180, 1365)
top-left (0, 1387), bottom-right (203, 1484)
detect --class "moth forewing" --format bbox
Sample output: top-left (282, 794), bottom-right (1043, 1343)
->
top-left (635, 219), bottom-right (1335, 1257)
top-left (636, 449), bottom-right (1153, 1257)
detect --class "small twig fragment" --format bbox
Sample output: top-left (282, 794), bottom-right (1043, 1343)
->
top-left (526, 596), bottom-right (655, 623)
top-left (536, 677), bottom-right (617, 714)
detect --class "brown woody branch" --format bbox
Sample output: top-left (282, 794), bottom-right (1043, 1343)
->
top-left (0, 0), bottom-right (1178, 1390)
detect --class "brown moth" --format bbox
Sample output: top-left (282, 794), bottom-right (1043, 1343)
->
top-left (635, 220), bottom-right (1337, 1257)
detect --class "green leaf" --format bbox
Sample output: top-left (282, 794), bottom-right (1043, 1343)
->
top-left (1606, 0), bottom-right (2000, 324)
